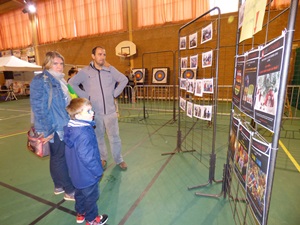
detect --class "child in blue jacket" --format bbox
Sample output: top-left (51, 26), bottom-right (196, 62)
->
top-left (64, 98), bottom-right (108, 225)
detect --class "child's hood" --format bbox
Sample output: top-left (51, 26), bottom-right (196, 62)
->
top-left (64, 120), bottom-right (93, 148)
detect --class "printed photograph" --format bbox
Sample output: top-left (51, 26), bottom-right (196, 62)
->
top-left (187, 101), bottom-right (193, 118)
top-left (189, 32), bottom-right (198, 49)
top-left (180, 78), bottom-right (187, 90)
top-left (203, 78), bottom-right (214, 93)
top-left (194, 79), bottom-right (203, 97)
top-left (202, 50), bottom-right (213, 68)
top-left (186, 79), bottom-right (195, 94)
top-left (190, 54), bottom-right (198, 69)
top-left (201, 23), bottom-right (213, 44)
top-left (181, 57), bottom-right (188, 69)
top-left (180, 97), bottom-right (186, 111)
top-left (193, 104), bottom-right (201, 119)
top-left (180, 36), bottom-right (187, 50)
top-left (202, 105), bottom-right (212, 121)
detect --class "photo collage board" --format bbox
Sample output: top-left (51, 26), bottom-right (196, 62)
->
top-left (229, 114), bottom-right (271, 225)
top-left (232, 33), bottom-right (286, 132)
top-left (179, 22), bottom-right (214, 121)
top-left (230, 30), bottom-right (287, 225)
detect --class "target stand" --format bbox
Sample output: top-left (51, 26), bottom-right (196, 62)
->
top-left (5, 85), bottom-right (18, 101)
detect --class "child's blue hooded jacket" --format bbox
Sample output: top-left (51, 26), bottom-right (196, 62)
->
top-left (64, 119), bottom-right (103, 189)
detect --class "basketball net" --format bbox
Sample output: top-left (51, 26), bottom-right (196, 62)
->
top-left (118, 53), bottom-right (130, 65)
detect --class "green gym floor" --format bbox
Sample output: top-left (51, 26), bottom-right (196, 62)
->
top-left (0, 98), bottom-right (299, 225)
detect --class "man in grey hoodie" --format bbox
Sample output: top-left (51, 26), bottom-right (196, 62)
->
top-left (69, 46), bottom-right (128, 170)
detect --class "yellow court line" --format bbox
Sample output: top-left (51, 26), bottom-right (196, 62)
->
top-left (2, 127), bottom-right (299, 173)
top-left (279, 140), bottom-right (300, 173)
top-left (0, 131), bottom-right (27, 139)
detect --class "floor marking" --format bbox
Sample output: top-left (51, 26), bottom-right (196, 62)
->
top-left (117, 118), bottom-right (175, 225)
top-left (0, 113), bottom-right (31, 121)
top-left (279, 140), bottom-right (300, 173)
top-left (0, 181), bottom-right (76, 224)
top-left (0, 131), bottom-right (27, 139)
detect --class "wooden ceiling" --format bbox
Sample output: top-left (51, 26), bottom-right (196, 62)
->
top-left (0, 0), bottom-right (28, 15)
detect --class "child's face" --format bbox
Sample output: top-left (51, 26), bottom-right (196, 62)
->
top-left (76, 105), bottom-right (94, 121)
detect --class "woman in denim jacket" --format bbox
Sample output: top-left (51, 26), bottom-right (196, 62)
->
top-left (30, 51), bottom-right (75, 201)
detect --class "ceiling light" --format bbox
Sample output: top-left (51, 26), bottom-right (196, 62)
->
top-left (22, 1), bottom-right (36, 14)
top-left (27, 4), bottom-right (36, 13)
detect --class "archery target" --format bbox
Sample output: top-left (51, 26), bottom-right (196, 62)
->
top-left (152, 68), bottom-right (168, 84)
top-left (132, 68), bottom-right (146, 83)
top-left (181, 68), bottom-right (197, 79)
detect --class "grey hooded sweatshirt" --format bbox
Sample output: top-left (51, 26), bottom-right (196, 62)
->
top-left (69, 62), bottom-right (127, 115)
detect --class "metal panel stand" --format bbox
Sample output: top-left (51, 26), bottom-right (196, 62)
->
top-left (177, 7), bottom-right (223, 197)
top-left (161, 129), bottom-right (196, 156)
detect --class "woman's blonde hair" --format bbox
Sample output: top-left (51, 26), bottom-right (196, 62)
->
top-left (66, 98), bottom-right (92, 119)
top-left (42, 51), bottom-right (65, 70)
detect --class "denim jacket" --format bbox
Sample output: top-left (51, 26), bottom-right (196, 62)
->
top-left (30, 70), bottom-right (69, 141)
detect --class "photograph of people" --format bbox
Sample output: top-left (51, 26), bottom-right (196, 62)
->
top-left (180, 78), bottom-right (187, 90)
top-left (195, 79), bottom-right (203, 97)
top-left (190, 54), bottom-right (198, 68)
top-left (202, 105), bottom-right (212, 121)
top-left (201, 23), bottom-right (213, 44)
top-left (202, 50), bottom-right (213, 68)
top-left (180, 36), bottom-right (187, 50)
top-left (187, 102), bottom-right (193, 118)
top-left (254, 72), bottom-right (279, 115)
top-left (203, 78), bottom-right (214, 93)
top-left (193, 104), bottom-right (201, 119)
top-left (181, 57), bottom-right (188, 69)
top-left (180, 97), bottom-right (186, 111)
top-left (186, 79), bottom-right (195, 94)
top-left (189, 32), bottom-right (197, 49)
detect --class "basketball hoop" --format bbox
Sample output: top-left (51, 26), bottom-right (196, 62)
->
top-left (118, 53), bottom-right (129, 58)
top-left (115, 41), bottom-right (137, 58)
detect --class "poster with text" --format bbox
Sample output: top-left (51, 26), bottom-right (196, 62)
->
top-left (234, 123), bottom-right (252, 188)
top-left (246, 137), bottom-right (270, 225)
top-left (254, 34), bottom-right (285, 132)
top-left (233, 55), bottom-right (245, 108)
top-left (229, 115), bottom-right (240, 161)
top-left (241, 49), bottom-right (260, 118)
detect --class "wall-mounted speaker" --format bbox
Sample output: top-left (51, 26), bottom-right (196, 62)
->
top-left (3, 71), bottom-right (14, 79)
